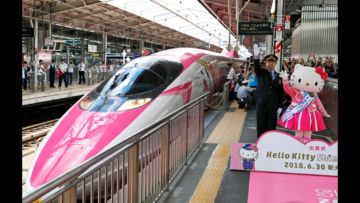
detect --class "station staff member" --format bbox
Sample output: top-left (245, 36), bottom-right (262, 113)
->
top-left (253, 52), bottom-right (285, 137)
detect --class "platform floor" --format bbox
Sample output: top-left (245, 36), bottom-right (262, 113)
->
top-left (22, 83), bottom-right (98, 106)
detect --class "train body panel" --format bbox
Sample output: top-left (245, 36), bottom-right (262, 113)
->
top-left (25, 48), bottom-right (245, 194)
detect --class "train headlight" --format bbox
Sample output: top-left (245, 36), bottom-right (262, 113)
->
top-left (79, 97), bottom-right (94, 110)
top-left (117, 98), bottom-right (152, 111)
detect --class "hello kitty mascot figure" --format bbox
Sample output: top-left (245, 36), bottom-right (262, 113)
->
top-left (278, 65), bottom-right (331, 143)
top-left (239, 144), bottom-right (258, 170)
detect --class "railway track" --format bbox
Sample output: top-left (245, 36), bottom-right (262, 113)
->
top-left (22, 119), bottom-right (58, 154)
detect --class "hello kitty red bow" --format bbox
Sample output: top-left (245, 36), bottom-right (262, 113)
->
top-left (315, 66), bottom-right (328, 80)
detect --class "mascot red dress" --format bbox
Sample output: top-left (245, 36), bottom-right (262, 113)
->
top-left (278, 64), bottom-right (331, 143)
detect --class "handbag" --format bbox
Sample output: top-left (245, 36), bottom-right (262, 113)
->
top-left (56, 69), bottom-right (64, 76)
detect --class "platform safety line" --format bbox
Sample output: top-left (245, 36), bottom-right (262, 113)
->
top-left (189, 102), bottom-right (247, 203)
top-left (206, 101), bottom-right (246, 144)
top-left (189, 144), bottom-right (230, 203)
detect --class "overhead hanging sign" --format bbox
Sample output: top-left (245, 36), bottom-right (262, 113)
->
top-left (230, 131), bottom-right (338, 176)
top-left (238, 22), bottom-right (272, 35)
top-left (65, 39), bottom-right (81, 46)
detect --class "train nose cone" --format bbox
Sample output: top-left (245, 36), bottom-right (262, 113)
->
top-left (29, 104), bottom-right (149, 189)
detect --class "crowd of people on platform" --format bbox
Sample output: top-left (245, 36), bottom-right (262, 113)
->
top-left (22, 59), bottom-right (122, 90)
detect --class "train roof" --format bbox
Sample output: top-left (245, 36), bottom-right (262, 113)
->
top-left (153, 47), bottom-right (247, 63)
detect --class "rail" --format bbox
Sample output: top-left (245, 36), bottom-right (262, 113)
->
top-left (23, 91), bottom-right (210, 203)
top-left (22, 119), bottom-right (58, 143)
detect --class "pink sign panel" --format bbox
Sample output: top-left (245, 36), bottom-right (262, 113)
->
top-left (230, 131), bottom-right (338, 176)
top-left (248, 172), bottom-right (337, 203)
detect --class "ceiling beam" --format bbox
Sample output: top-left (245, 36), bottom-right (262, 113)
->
top-left (42, 1), bottom-right (103, 17)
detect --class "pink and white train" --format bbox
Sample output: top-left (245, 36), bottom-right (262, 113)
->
top-left (25, 48), bottom-right (245, 193)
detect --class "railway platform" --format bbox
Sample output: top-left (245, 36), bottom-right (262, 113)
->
top-left (22, 83), bottom-right (98, 107)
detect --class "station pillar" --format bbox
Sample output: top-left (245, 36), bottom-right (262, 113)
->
top-left (139, 40), bottom-right (144, 55)
top-left (102, 30), bottom-right (107, 65)
top-left (275, 0), bottom-right (284, 72)
top-left (34, 19), bottom-right (39, 84)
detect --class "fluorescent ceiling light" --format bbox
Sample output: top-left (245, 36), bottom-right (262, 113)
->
top-left (271, 0), bottom-right (276, 14)
top-left (102, 0), bottom-right (237, 49)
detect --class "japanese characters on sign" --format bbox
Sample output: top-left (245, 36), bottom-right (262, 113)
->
top-left (238, 22), bottom-right (273, 35)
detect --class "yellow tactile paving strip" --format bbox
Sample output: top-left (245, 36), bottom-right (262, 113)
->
top-left (189, 102), bottom-right (247, 203)
top-left (206, 102), bottom-right (247, 145)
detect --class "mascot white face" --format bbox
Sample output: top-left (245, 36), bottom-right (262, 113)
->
top-left (289, 64), bottom-right (325, 93)
top-left (239, 146), bottom-right (258, 159)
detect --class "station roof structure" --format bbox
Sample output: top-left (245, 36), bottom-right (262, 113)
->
top-left (21, 0), bottom-right (217, 51)
top-left (22, 0), bottom-right (305, 51)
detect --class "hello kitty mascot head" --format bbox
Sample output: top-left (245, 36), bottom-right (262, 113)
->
top-left (278, 65), bottom-right (330, 143)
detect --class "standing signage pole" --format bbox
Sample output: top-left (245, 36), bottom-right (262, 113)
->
top-left (227, 0), bottom-right (232, 51)
top-left (275, 0), bottom-right (284, 72)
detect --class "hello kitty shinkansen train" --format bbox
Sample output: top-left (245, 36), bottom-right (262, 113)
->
top-left (25, 48), bottom-right (246, 193)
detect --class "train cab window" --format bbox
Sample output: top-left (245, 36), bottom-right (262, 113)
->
top-left (97, 67), bottom-right (164, 97)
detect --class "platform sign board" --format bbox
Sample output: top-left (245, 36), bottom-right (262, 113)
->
top-left (88, 45), bottom-right (97, 53)
top-left (285, 15), bottom-right (291, 30)
top-left (45, 38), bottom-right (54, 46)
top-left (238, 22), bottom-right (272, 35)
top-left (275, 24), bottom-right (283, 41)
top-left (38, 51), bottom-right (52, 62)
top-left (230, 131), bottom-right (338, 176)
top-left (106, 53), bottom-right (122, 57)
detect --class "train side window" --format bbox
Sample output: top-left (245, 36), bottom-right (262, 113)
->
top-left (157, 61), bottom-right (183, 83)
top-left (150, 64), bottom-right (168, 82)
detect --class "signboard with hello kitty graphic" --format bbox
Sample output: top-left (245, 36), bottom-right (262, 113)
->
top-left (230, 131), bottom-right (337, 176)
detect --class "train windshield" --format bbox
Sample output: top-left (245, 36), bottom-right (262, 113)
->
top-left (79, 58), bottom-right (183, 112)
top-left (97, 67), bottom-right (165, 97)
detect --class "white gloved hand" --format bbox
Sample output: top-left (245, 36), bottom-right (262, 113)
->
top-left (279, 71), bottom-right (289, 80)
top-left (325, 114), bottom-right (331, 118)
top-left (277, 108), bottom-right (283, 119)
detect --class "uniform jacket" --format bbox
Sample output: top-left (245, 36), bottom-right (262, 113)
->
top-left (253, 59), bottom-right (284, 109)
